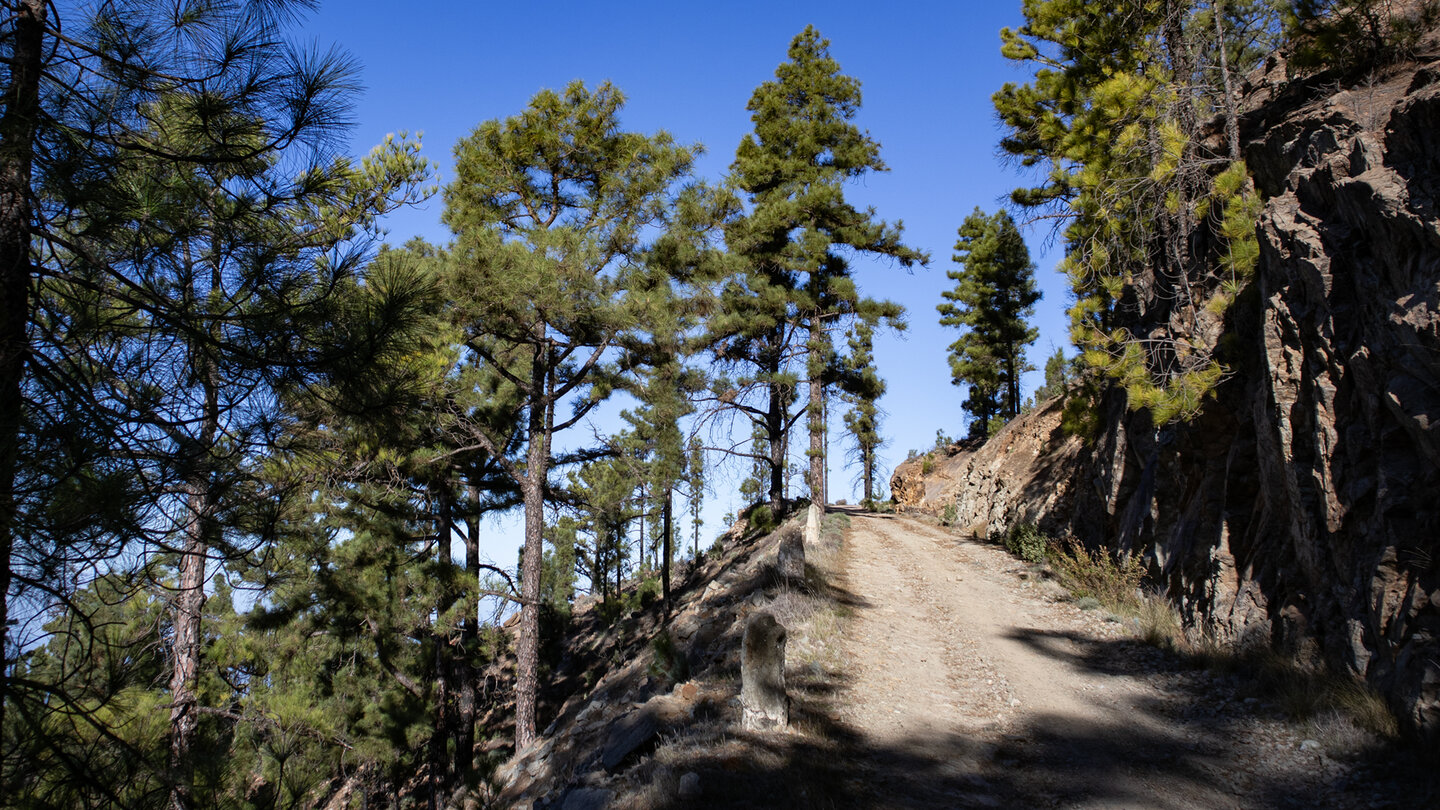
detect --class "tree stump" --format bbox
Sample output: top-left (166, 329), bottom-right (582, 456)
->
top-left (777, 525), bottom-right (805, 582)
top-left (741, 612), bottom-right (788, 730)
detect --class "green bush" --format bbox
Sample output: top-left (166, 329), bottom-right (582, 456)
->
top-left (920, 454), bottom-right (934, 474)
top-left (821, 511), bottom-right (850, 541)
top-left (749, 504), bottom-right (777, 535)
top-left (637, 576), bottom-right (662, 607)
top-left (1004, 523), bottom-right (1048, 563)
top-left (647, 630), bottom-right (689, 684)
top-left (940, 503), bottom-right (958, 527)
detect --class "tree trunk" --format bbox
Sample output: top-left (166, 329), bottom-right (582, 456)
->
top-left (430, 491), bottom-right (456, 807)
top-left (661, 489), bottom-right (672, 617)
top-left (0, 0), bottom-right (45, 738)
top-left (168, 320), bottom-right (221, 810)
top-left (766, 383), bottom-right (785, 512)
top-left (168, 485), bottom-right (209, 810)
top-left (637, 490), bottom-right (645, 571)
top-left (862, 442), bottom-right (874, 505)
top-left (1214, 1), bottom-right (1242, 163)
top-left (458, 486), bottom-right (481, 785)
top-left (514, 348), bottom-right (550, 750)
top-left (809, 375), bottom-right (824, 507)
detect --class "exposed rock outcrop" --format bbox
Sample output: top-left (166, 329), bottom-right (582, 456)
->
top-left (895, 50), bottom-right (1440, 739)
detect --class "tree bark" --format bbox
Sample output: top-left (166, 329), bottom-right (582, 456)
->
top-left (458, 486), bottom-right (480, 785)
top-left (514, 346), bottom-right (550, 750)
top-left (0, 0), bottom-right (46, 738)
top-left (765, 347), bottom-right (785, 512)
top-left (862, 442), bottom-right (874, 506)
top-left (169, 357), bottom-right (220, 810)
top-left (661, 489), bottom-right (672, 617)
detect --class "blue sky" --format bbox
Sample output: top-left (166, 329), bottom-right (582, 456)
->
top-left (309, 1), bottom-right (1070, 563)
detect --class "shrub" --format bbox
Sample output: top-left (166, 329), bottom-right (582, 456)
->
top-left (638, 576), bottom-right (662, 607)
top-left (647, 630), bottom-right (689, 684)
top-left (1136, 590), bottom-right (1184, 651)
top-left (940, 503), bottom-right (958, 527)
top-left (1047, 535), bottom-right (1144, 611)
top-left (1202, 643), bottom-right (1399, 742)
top-left (920, 454), bottom-right (934, 474)
top-left (1004, 523), bottom-right (1048, 563)
top-left (749, 504), bottom-right (777, 535)
top-left (1288, 0), bottom-right (1440, 72)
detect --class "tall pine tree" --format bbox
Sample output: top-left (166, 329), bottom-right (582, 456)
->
top-left (0, 5), bottom-right (430, 803)
top-left (840, 318), bottom-right (888, 507)
top-left (716, 26), bottom-right (924, 510)
top-left (937, 208), bottom-right (1040, 438)
top-left (440, 80), bottom-right (697, 749)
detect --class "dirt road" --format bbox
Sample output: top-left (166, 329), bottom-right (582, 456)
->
top-left (832, 510), bottom-right (1423, 810)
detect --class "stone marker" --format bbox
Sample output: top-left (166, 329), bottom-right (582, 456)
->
top-left (741, 611), bottom-right (788, 730)
top-left (777, 525), bottom-right (805, 582)
top-left (804, 502), bottom-right (822, 548)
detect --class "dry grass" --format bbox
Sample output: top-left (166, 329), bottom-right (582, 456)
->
top-left (773, 511), bottom-right (849, 673)
top-left (1135, 590), bottom-right (1185, 651)
top-left (1184, 635), bottom-right (1400, 754)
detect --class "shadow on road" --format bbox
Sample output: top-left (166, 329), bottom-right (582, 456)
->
top-left (639, 629), bottom-right (1437, 810)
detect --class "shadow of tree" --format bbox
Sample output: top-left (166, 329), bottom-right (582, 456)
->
top-left (631, 628), bottom-right (1438, 810)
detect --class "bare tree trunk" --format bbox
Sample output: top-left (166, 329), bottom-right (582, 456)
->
top-left (862, 442), bottom-right (874, 506)
top-left (169, 360), bottom-right (220, 810)
top-left (1214, 1), bottom-right (1242, 163)
top-left (0, 0), bottom-right (45, 738)
top-left (458, 485), bottom-right (481, 785)
top-left (765, 341), bottom-right (785, 512)
top-left (661, 490), bottom-right (672, 617)
top-left (514, 347), bottom-right (550, 750)
top-left (809, 375), bottom-right (824, 506)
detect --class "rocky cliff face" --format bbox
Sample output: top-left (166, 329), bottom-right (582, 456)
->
top-left (894, 50), bottom-right (1440, 739)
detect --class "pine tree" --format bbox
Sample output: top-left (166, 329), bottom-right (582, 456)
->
top-left (840, 318), bottom-right (888, 507)
top-left (0, 4), bottom-right (430, 803)
top-left (684, 435), bottom-right (706, 557)
top-left (1033, 347), bottom-right (1074, 404)
top-left (992, 0), bottom-right (1272, 425)
top-left (716, 26), bottom-right (924, 511)
top-left (569, 451), bottom-right (640, 604)
top-left (440, 80), bottom-right (698, 748)
top-left (937, 208), bottom-right (1040, 438)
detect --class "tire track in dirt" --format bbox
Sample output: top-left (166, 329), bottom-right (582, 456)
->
top-left (835, 511), bottom-right (1241, 809)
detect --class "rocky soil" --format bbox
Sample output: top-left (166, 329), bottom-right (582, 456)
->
top-left (494, 508), bottom-right (1435, 809)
